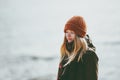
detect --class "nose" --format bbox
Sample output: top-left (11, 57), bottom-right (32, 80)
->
top-left (67, 33), bottom-right (71, 37)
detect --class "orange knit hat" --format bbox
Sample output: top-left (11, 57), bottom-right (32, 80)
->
top-left (64, 16), bottom-right (87, 38)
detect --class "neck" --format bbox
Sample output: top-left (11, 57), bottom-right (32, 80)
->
top-left (66, 41), bottom-right (74, 53)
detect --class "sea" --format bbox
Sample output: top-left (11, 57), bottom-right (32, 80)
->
top-left (0, 0), bottom-right (120, 80)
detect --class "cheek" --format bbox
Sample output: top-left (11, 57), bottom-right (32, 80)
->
top-left (71, 35), bottom-right (76, 39)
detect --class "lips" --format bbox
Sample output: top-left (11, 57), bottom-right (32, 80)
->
top-left (67, 37), bottom-right (72, 40)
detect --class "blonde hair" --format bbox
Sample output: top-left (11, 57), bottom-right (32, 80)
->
top-left (60, 35), bottom-right (88, 66)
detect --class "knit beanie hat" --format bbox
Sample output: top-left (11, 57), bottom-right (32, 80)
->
top-left (64, 16), bottom-right (87, 38)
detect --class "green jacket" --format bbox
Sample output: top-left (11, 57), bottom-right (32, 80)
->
top-left (57, 50), bottom-right (99, 80)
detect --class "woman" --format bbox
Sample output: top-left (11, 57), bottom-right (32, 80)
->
top-left (57, 16), bottom-right (99, 80)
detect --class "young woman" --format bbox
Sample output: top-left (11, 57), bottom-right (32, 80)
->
top-left (57, 16), bottom-right (99, 80)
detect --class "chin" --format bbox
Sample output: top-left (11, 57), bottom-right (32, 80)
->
top-left (68, 40), bottom-right (73, 43)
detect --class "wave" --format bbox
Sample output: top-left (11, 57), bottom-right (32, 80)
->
top-left (102, 41), bottom-right (120, 46)
top-left (15, 55), bottom-right (58, 63)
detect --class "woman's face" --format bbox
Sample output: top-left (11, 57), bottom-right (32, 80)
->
top-left (65, 30), bottom-right (76, 43)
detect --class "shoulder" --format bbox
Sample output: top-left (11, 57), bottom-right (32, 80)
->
top-left (83, 49), bottom-right (99, 62)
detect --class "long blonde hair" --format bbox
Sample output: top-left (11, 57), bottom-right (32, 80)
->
top-left (60, 35), bottom-right (88, 66)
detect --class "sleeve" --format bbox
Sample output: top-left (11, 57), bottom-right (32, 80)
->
top-left (57, 62), bottom-right (63, 80)
top-left (83, 50), bottom-right (99, 80)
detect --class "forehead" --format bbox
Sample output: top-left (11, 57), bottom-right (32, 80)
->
top-left (66, 30), bottom-right (74, 32)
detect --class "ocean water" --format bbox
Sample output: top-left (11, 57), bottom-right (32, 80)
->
top-left (0, 0), bottom-right (120, 80)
